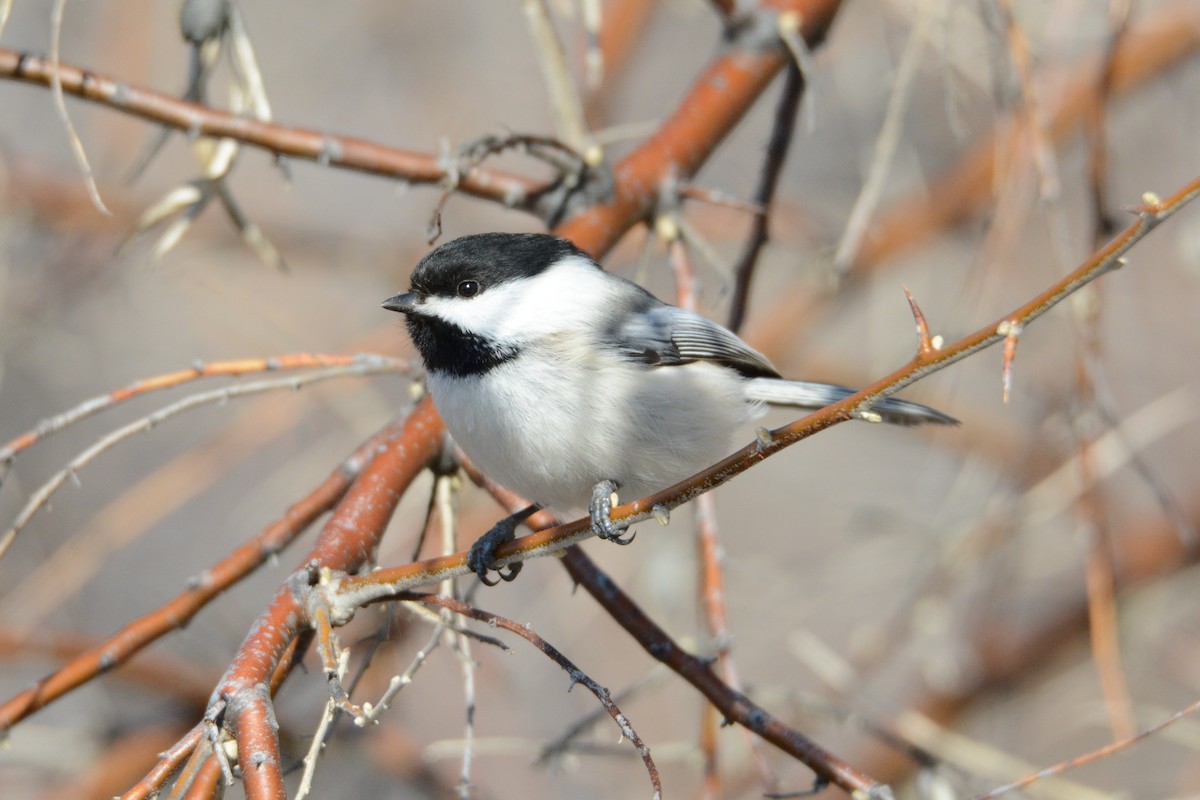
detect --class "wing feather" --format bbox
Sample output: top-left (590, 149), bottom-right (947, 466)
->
top-left (611, 304), bottom-right (780, 378)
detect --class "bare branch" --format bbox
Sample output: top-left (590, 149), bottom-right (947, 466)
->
top-left (0, 356), bottom-right (405, 560)
top-left (0, 48), bottom-right (542, 210)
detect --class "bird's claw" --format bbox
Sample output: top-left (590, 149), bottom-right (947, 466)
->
top-left (589, 480), bottom-right (635, 544)
top-left (468, 504), bottom-right (538, 585)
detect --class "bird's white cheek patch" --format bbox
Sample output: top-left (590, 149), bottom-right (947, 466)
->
top-left (417, 257), bottom-right (618, 343)
top-left (421, 283), bottom-right (524, 339)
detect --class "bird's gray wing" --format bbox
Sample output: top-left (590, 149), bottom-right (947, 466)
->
top-left (611, 303), bottom-right (780, 379)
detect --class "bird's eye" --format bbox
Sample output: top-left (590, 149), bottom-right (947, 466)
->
top-left (457, 280), bottom-right (481, 298)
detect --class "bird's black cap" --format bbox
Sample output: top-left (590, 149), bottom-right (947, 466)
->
top-left (407, 233), bottom-right (593, 298)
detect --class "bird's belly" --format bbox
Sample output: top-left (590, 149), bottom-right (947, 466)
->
top-left (428, 358), bottom-right (750, 512)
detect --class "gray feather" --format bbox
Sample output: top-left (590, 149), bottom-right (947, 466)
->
top-left (745, 378), bottom-right (958, 426)
top-left (612, 304), bottom-right (780, 378)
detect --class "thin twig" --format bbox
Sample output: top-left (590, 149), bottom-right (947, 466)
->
top-left (993, 0), bottom-right (1060, 203)
top-left (0, 417), bottom-right (400, 734)
top-left (581, 0), bottom-right (603, 88)
top-left (296, 680), bottom-right (342, 799)
top-left (727, 59), bottom-right (803, 333)
top-left (119, 724), bottom-right (206, 800)
top-left (401, 592), bottom-right (664, 799)
top-left (538, 665), bottom-right (671, 764)
top-left (696, 492), bottom-right (779, 792)
top-left (0, 48), bottom-right (542, 209)
top-left (364, 619), bottom-right (451, 725)
top-left (432, 473), bottom-right (478, 800)
top-left (562, 546), bottom-right (880, 797)
top-left (0, 353), bottom-right (388, 467)
top-left (49, 0), bottom-right (111, 215)
top-left (969, 696), bottom-right (1200, 800)
top-left (1085, 0), bottom-right (1132, 243)
top-left (832, 0), bottom-right (937, 274)
top-left (845, 2), bottom-right (1200, 272)
top-left (524, 0), bottom-right (592, 152)
top-left (0, 356), bottom-right (404, 560)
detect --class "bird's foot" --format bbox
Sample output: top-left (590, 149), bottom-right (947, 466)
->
top-left (467, 504), bottom-right (539, 585)
top-left (589, 480), bottom-right (636, 545)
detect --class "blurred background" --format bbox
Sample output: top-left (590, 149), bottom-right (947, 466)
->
top-left (1, 1), bottom-right (1199, 798)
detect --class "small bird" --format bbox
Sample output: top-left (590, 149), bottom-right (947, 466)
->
top-left (384, 233), bottom-right (955, 583)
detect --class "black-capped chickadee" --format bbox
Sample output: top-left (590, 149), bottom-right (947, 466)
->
top-left (384, 233), bottom-right (955, 583)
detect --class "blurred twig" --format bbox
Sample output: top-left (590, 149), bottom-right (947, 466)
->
top-left (0, 355), bottom-right (405, 560)
top-left (971, 696), bottom-right (1200, 800)
top-left (0, 49), bottom-right (542, 208)
top-left (0, 353), bottom-right (388, 467)
top-left (49, 0), bottom-right (110, 215)
top-left (0, 418), bottom-right (399, 734)
top-left (727, 58), bottom-right (804, 333)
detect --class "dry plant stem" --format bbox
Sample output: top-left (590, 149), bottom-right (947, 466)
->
top-left (971, 695), bottom-right (1200, 800)
top-left (0, 356), bottom-right (404, 560)
top-left (49, 0), bottom-right (111, 215)
top-left (682, 199), bottom-right (780, 788)
top-left (210, 399), bottom-right (444, 799)
top-left (696, 494), bottom-right (778, 791)
top-left (164, 737), bottom-right (215, 800)
top-left (0, 49), bottom-right (539, 208)
top-left (1085, 0), bottom-right (1131, 241)
top-left (1075, 1), bottom-right (1136, 743)
top-left (538, 665), bottom-right (671, 764)
top-left (831, 0), bottom-right (935, 275)
top-left (179, 753), bottom-right (224, 800)
top-left (121, 724), bottom-right (205, 800)
top-left (1079, 465), bottom-right (1135, 740)
top-left (297, 696), bottom-right (339, 800)
top-left (583, 0), bottom-right (657, 124)
top-left (850, 0), bottom-right (1200, 271)
top-left (433, 477), bottom-right (479, 800)
top-left (727, 58), bottom-right (803, 333)
top-left (0, 417), bottom-right (399, 734)
top-left (394, 592), bottom-right (663, 799)
top-left (700, 701), bottom-right (722, 800)
top-left (561, 546), bottom-right (881, 798)
top-left (855, 498), bottom-right (1200, 788)
top-left (524, 0), bottom-right (591, 151)
top-left (993, 0), bottom-right (1060, 202)
top-left (0, 353), bottom-right (382, 465)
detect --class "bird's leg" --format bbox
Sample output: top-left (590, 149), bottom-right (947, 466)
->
top-left (468, 503), bottom-right (540, 585)
top-left (589, 480), bottom-right (636, 545)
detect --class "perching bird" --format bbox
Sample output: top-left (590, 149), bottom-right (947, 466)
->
top-left (384, 233), bottom-right (955, 582)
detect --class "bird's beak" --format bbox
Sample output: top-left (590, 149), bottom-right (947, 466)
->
top-left (381, 292), bottom-right (417, 314)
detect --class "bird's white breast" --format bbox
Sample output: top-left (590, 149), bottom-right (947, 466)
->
top-left (429, 346), bottom-right (755, 513)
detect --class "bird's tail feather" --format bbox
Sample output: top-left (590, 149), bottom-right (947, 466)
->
top-left (744, 378), bottom-right (958, 426)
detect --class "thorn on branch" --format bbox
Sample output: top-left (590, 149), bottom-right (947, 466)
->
top-left (903, 286), bottom-right (936, 357)
top-left (997, 319), bottom-right (1023, 404)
